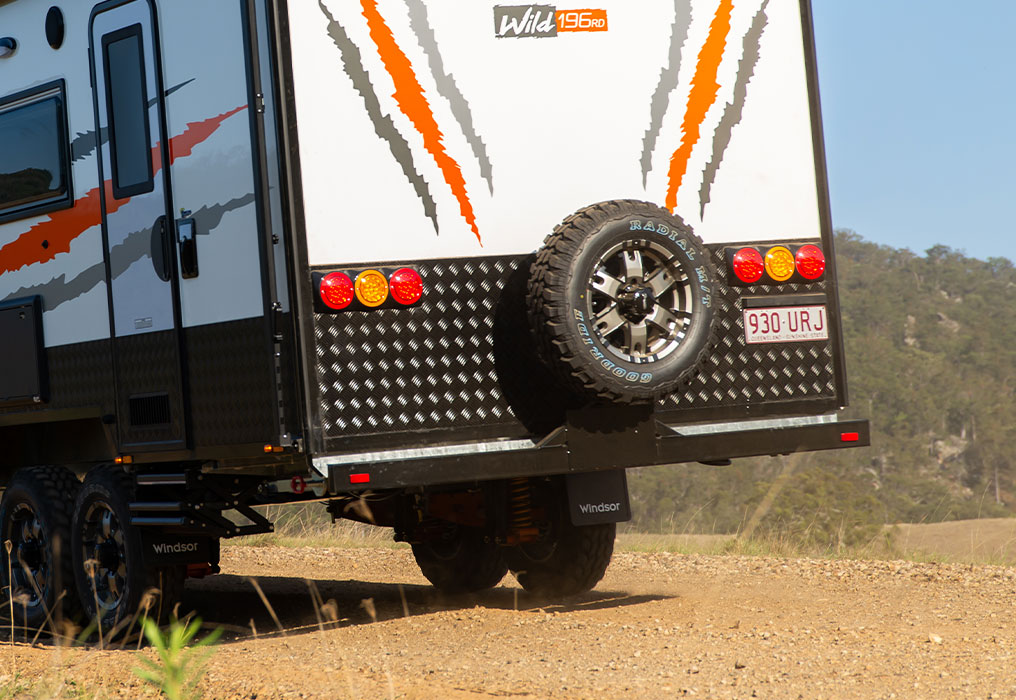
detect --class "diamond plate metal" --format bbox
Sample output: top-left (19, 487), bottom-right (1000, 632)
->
top-left (115, 331), bottom-right (186, 445)
top-left (184, 318), bottom-right (278, 447)
top-left (314, 257), bottom-right (518, 437)
top-left (312, 247), bottom-right (839, 440)
top-left (0, 339), bottom-right (115, 419)
top-left (663, 247), bottom-right (836, 410)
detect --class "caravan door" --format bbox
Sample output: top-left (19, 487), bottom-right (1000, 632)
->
top-left (89, 0), bottom-right (188, 451)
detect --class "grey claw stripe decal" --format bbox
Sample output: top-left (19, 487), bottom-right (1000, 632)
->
top-left (2, 193), bottom-right (256, 312)
top-left (70, 79), bottom-right (196, 163)
top-left (641, 0), bottom-right (692, 188)
top-left (318, 0), bottom-right (440, 233)
top-left (404, 0), bottom-right (494, 195)
top-left (699, 0), bottom-right (770, 219)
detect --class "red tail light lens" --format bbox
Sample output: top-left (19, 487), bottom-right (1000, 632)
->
top-left (732, 247), bottom-right (764, 284)
top-left (389, 268), bottom-right (423, 305)
top-left (320, 272), bottom-right (354, 310)
top-left (795, 244), bottom-right (826, 280)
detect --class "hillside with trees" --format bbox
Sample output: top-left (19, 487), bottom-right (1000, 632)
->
top-left (627, 230), bottom-right (1016, 545)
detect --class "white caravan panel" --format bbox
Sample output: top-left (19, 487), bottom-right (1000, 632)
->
top-left (288, 0), bottom-right (823, 266)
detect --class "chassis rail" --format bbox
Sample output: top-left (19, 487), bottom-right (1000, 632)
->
top-left (319, 415), bottom-right (870, 492)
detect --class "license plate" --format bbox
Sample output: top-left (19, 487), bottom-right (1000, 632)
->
top-left (743, 305), bottom-right (828, 344)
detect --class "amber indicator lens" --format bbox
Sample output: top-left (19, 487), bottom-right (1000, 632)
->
top-left (795, 244), bottom-right (826, 280)
top-left (389, 268), bottom-right (423, 305)
top-left (320, 272), bottom-right (355, 310)
top-left (355, 270), bottom-right (389, 307)
top-left (764, 246), bottom-right (795, 282)
top-left (732, 247), bottom-right (765, 284)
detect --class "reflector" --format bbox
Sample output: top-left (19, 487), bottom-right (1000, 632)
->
top-left (320, 272), bottom-right (355, 310)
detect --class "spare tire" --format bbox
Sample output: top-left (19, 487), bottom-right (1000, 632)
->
top-left (527, 200), bottom-right (716, 403)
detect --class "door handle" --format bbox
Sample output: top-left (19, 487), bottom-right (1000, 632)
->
top-left (150, 215), bottom-right (172, 282)
top-left (177, 218), bottom-right (198, 279)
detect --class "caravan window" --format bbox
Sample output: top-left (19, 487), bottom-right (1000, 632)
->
top-left (102, 24), bottom-right (153, 199)
top-left (0, 81), bottom-right (71, 223)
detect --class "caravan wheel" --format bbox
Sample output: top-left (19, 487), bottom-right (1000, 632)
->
top-left (412, 525), bottom-right (508, 594)
top-left (527, 200), bottom-right (716, 402)
top-left (71, 466), bottom-right (183, 635)
top-left (505, 519), bottom-right (615, 598)
top-left (0, 466), bottom-right (80, 631)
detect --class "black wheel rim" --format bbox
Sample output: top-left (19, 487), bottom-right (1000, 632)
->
top-left (6, 503), bottom-right (49, 611)
top-left (79, 501), bottom-right (128, 613)
top-left (587, 239), bottom-right (694, 362)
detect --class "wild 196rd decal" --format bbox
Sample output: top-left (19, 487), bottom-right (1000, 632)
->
top-left (494, 5), bottom-right (608, 38)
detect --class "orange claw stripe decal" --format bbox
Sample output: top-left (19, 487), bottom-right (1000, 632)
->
top-left (0, 106), bottom-right (248, 276)
top-left (359, 0), bottom-right (481, 244)
top-left (665, 0), bottom-right (734, 213)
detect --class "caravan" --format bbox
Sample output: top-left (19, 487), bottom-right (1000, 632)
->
top-left (0, 0), bottom-right (867, 630)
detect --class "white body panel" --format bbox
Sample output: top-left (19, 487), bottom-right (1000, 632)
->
top-left (288, 0), bottom-right (822, 266)
top-left (0, 0), bottom-right (265, 348)
top-left (0, 1), bottom-right (108, 347)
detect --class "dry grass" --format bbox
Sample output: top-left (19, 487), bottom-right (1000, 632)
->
top-left (618, 518), bottom-right (1016, 566)
top-left (222, 505), bottom-right (405, 550)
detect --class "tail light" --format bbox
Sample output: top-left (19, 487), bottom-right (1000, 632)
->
top-left (727, 243), bottom-right (826, 285)
top-left (763, 246), bottom-right (795, 282)
top-left (389, 268), bottom-right (423, 305)
top-left (319, 272), bottom-right (354, 310)
top-left (732, 247), bottom-right (765, 284)
top-left (795, 244), bottom-right (826, 280)
top-left (316, 266), bottom-right (424, 311)
top-left (354, 270), bottom-right (390, 307)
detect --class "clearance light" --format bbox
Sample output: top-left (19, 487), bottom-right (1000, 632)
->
top-left (795, 244), bottom-right (826, 280)
top-left (389, 268), bottom-right (423, 305)
top-left (320, 272), bottom-right (354, 310)
top-left (764, 246), bottom-right (795, 282)
top-left (115, 455), bottom-right (133, 465)
top-left (732, 247), bottom-right (764, 284)
top-left (355, 270), bottom-right (389, 307)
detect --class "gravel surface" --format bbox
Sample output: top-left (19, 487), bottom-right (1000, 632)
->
top-left (4, 545), bottom-right (1016, 699)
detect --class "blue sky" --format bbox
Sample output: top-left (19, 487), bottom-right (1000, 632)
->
top-left (812, 1), bottom-right (1016, 262)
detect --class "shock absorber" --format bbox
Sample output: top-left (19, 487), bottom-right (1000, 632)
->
top-left (508, 477), bottom-right (538, 543)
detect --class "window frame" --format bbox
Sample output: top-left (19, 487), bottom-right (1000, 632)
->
top-left (101, 23), bottom-right (155, 200)
top-left (0, 79), bottom-right (73, 225)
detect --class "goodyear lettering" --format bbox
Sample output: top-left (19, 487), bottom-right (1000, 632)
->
top-left (574, 309), bottom-right (585, 321)
top-left (640, 372), bottom-right (653, 383)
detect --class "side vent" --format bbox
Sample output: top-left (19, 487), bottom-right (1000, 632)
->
top-left (129, 393), bottom-right (171, 427)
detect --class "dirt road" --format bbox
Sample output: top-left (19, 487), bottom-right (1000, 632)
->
top-left (5, 544), bottom-right (1016, 699)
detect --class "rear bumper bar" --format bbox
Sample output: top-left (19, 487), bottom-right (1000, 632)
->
top-left (317, 414), bottom-right (870, 492)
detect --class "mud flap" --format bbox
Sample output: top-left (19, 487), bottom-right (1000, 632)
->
top-left (566, 469), bottom-right (631, 526)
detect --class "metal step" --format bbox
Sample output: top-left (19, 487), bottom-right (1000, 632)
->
top-left (136, 473), bottom-right (187, 486)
